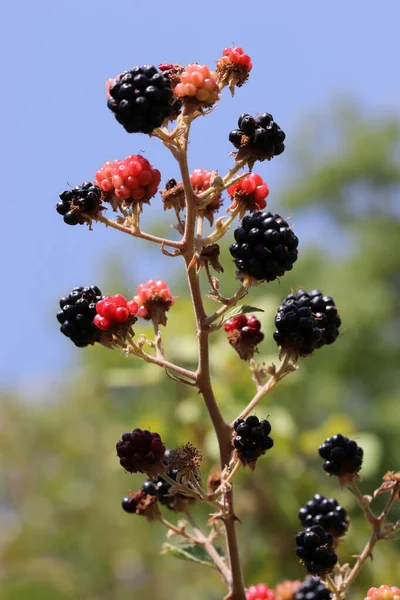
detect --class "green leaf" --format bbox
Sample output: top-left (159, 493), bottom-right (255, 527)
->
top-left (161, 543), bottom-right (224, 569)
top-left (224, 304), bottom-right (264, 320)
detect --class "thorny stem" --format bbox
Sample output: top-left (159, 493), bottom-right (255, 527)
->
top-left (96, 214), bottom-right (183, 250)
top-left (212, 460), bottom-right (242, 498)
top-left (204, 206), bottom-right (241, 244)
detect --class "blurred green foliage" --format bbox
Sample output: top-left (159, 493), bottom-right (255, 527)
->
top-left (1, 104), bottom-right (400, 599)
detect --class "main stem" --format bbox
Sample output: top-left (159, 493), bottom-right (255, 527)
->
top-left (178, 133), bottom-right (247, 600)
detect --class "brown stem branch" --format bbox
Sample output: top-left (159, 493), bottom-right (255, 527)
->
top-left (97, 214), bottom-right (183, 249)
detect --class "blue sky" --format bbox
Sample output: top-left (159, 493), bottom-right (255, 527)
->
top-left (1, 0), bottom-right (399, 387)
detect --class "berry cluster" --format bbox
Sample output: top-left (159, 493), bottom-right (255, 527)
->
top-left (233, 416), bottom-right (273, 465)
top-left (107, 65), bottom-right (174, 134)
top-left (299, 494), bottom-right (349, 538)
top-left (190, 168), bottom-right (222, 220)
top-left (296, 525), bottom-right (337, 576)
top-left (134, 279), bottom-right (175, 326)
top-left (174, 64), bottom-right (219, 106)
top-left (56, 182), bottom-right (102, 226)
top-left (229, 113), bottom-right (286, 162)
top-left (227, 173), bottom-right (269, 215)
top-left (319, 434), bottom-right (363, 478)
top-left (293, 577), bottom-right (332, 600)
top-left (365, 586), bottom-right (400, 600)
top-left (93, 294), bottom-right (138, 331)
top-left (274, 301), bottom-right (323, 358)
top-left (230, 211), bottom-right (298, 282)
top-left (116, 429), bottom-right (166, 474)
top-left (57, 286), bottom-right (103, 347)
top-left (216, 46), bottom-right (252, 93)
top-left (246, 584), bottom-right (275, 600)
top-left (94, 155), bottom-right (161, 208)
top-left (275, 580), bottom-right (301, 600)
top-left (224, 314), bottom-right (264, 360)
top-left (280, 290), bottom-right (341, 348)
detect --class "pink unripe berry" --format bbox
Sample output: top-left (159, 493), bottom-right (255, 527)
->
top-left (247, 584), bottom-right (275, 600)
top-left (366, 586), bottom-right (400, 600)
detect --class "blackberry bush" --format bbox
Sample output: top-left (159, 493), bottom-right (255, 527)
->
top-left (56, 45), bottom-right (399, 600)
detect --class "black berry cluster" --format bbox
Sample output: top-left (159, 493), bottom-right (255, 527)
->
top-left (274, 301), bottom-right (323, 357)
top-left (56, 182), bottom-right (102, 226)
top-left (116, 428), bottom-right (166, 474)
top-left (230, 211), bottom-right (298, 282)
top-left (229, 112), bottom-right (286, 159)
top-left (296, 525), bottom-right (337, 576)
top-left (319, 434), bottom-right (363, 478)
top-left (108, 65), bottom-right (174, 134)
top-left (294, 577), bottom-right (332, 600)
top-left (57, 285), bottom-right (103, 347)
top-left (233, 416), bottom-right (273, 463)
top-left (299, 494), bottom-right (349, 538)
top-left (281, 289), bottom-right (341, 347)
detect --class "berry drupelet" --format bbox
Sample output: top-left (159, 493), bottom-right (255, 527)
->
top-left (274, 301), bottom-right (323, 358)
top-left (230, 211), bottom-right (298, 282)
top-left (298, 494), bottom-right (349, 538)
top-left (233, 415), bottom-right (273, 466)
top-left (281, 289), bottom-right (341, 347)
top-left (319, 434), bottom-right (363, 479)
top-left (365, 586), bottom-right (400, 600)
top-left (246, 583), bottom-right (276, 600)
top-left (224, 314), bottom-right (264, 360)
top-left (107, 65), bottom-right (174, 134)
top-left (57, 285), bottom-right (103, 347)
top-left (296, 525), bottom-right (338, 576)
top-left (229, 112), bottom-right (286, 164)
top-left (116, 429), bottom-right (166, 475)
top-left (56, 182), bottom-right (102, 226)
top-left (293, 577), bottom-right (332, 600)
top-left (121, 496), bottom-right (137, 514)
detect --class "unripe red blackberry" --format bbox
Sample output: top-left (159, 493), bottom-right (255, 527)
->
top-left (190, 168), bottom-right (222, 224)
top-left (246, 583), bottom-right (275, 600)
top-left (116, 428), bottom-right (166, 474)
top-left (298, 494), bottom-right (349, 538)
top-left (93, 294), bottom-right (138, 331)
top-left (365, 586), bottom-right (400, 600)
top-left (95, 154), bottom-right (161, 210)
top-left (57, 285), bottom-right (103, 347)
top-left (318, 434), bottom-right (363, 479)
top-left (229, 112), bottom-right (286, 164)
top-left (107, 65), bottom-right (174, 134)
top-left (56, 182), bottom-right (103, 225)
top-left (233, 415), bottom-right (273, 466)
top-left (216, 47), bottom-right (252, 94)
top-left (227, 172), bottom-right (269, 217)
top-left (230, 211), bottom-right (298, 282)
top-left (281, 289), bottom-right (341, 347)
top-left (134, 279), bottom-right (175, 326)
top-left (274, 301), bottom-right (323, 358)
top-left (293, 577), bottom-right (332, 600)
top-left (224, 314), bottom-right (264, 360)
top-left (296, 525), bottom-right (337, 576)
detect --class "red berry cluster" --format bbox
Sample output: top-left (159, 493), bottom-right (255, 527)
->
top-left (247, 584), bottom-right (276, 600)
top-left (116, 428), bottom-right (166, 474)
top-left (134, 280), bottom-right (175, 325)
top-left (190, 168), bottom-right (222, 222)
top-left (227, 172), bottom-right (269, 215)
top-left (224, 314), bottom-right (264, 360)
top-left (94, 294), bottom-right (138, 330)
top-left (365, 586), bottom-right (400, 600)
top-left (174, 64), bottom-right (220, 105)
top-left (218, 46), bottom-right (253, 71)
top-left (95, 154), bottom-right (161, 206)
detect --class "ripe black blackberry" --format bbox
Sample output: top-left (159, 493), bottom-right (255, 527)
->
top-left (296, 525), bottom-right (337, 576)
top-left (274, 301), bottom-right (323, 357)
top-left (233, 415), bottom-right (273, 464)
top-left (116, 428), bottom-right (166, 474)
top-left (293, 577), bottom-right (332, 600)
top-left (282, 289), bottom-right (341, 347)
top-left (229, 112), bottom-right (286, 162)
top-left (56, 182), bottom-right (102, 226)
top-left (230, 211), bottom-right (298, 282)
top-left (299, 494), bottom-right (349, 538)
top-left (319, 434), bottom-right (363, 478)
top-left (121, 496), bottom-right (137, 514)
top-left (57, 285), bottom-right (103, 347)
top-left (108, 65), bottom-right (174, 134)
